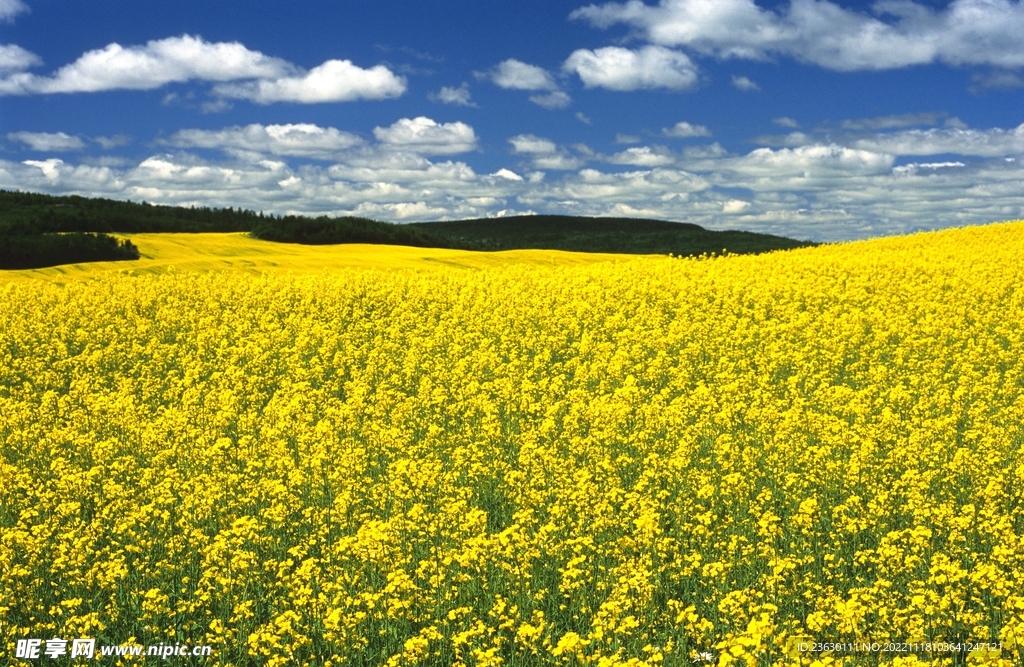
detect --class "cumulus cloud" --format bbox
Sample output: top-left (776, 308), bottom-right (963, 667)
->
top-left (841, 112), bottom-right (946, 130)
top-left (773, 117), bottom-right (799, 128)
top-left (20, 158), bottom-right (66, 180)
top-left (483, 58), bottom-right (559, 90)
top-left (0, 43), bottom-right (40, 74)
top-left (94, 134), bottom-right (133, 149)
top-left (970, 70), bottom-right (1024, 91)
top-left (563, 45), bottom-right (699, 91)
top-left (509, 135), bottom-right (558, 155)
top-left (508, 133), bottom-right (584, 170)
top-left (731, 75), bottom-right (759, 91)
top-left (662, 121), bottom-right (711, 138)
top-left (758, 119), bottom-right (1024, 158)
top-left (570, 0), bottom-right (1024, 71)
top-left (162, 119), bottom-right (477, 163)
top-left (0, 0), bottom-right (28, 22)
top-left (430, 82), bottom-right (475, 106)
top-left (850, 123), bottom-right (1024, 157)
top-left (530, 91), bottom-right (572, 109)
top-left (492, 168), bottom-right (524, 181)
top-left (373, 117), bottom-right (478, 154)
top-left (212, 59), bottom-right (405, 103)
top-left (5, 119), bottom-right (1024, 242)
top-left (0, 35), bottom-right (292, 95)
top-left (606, 146), bottom-right (676, 166)
top-left (166, 123), bottom-right (364, 159)
top-left (732, 144), bottom-right (895, 176)
top-left (0, 34), bottom-right (406, 103)
top-left (7, 131), bottom-right (86, 151)
top-left (892, 161), bottom-right (966, 175)
top-left (481, 59), bottom-right (574, 109)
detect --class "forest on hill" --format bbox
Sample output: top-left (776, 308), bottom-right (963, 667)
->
top-left (0, 190), bottom-right (254, 268)
top-left (0, 190), bottom-right (815, 269)
top-left (411, 215), bottom-right (814, 255)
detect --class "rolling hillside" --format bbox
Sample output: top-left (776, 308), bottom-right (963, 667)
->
top-left (1, 191), bottom-right (815, 270)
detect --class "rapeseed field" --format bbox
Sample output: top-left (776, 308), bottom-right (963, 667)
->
top-left (2, 221), bottom-right (1024, 666)
top-left (0, 233), bottom-right (629, 284)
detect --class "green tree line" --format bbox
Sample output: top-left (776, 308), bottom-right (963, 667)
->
top-left (1, 190), bottom-right (815, 269)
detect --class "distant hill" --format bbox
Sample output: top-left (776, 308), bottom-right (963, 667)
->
top-left (0, 189), bottom-right (257, 234)
top-left (411, 215), bottom-right (815, 255)
top-left (250, 215), bottom-right (457, 249)
top-left (0, 190), bottom-right (816, 268)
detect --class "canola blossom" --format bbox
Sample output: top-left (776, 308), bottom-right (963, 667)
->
top-left (2, 222), bottom-right (1024, 666)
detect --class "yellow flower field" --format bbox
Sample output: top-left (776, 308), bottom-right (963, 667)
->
top-left (0, 232), bottom-right (631, 284)
top-left (2, 222), bottom-right (1024, 666)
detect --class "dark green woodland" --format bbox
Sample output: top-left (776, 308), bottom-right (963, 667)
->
top-left (1, 190), bottom-right (815, 269)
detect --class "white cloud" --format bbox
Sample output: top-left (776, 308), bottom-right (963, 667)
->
top-left (508, 133), bottom-right (584, 170)
top-left (919, 162), bottom-right (966, 169)
top-left (731, 144), bottom-right (895, 176)
top-left (94, 134), bottom-right (133, 149)
top-left (5, 120), bottom-right (1024, 243)
top-left (0, 43), bottom-right (40, 73)
top-left (773, 117), bottom-right (799, 128)
top-left (81, 155), bottom-right (133, 168)
top-left (492, 168), bottom-right (524, 181)
top-left (607, 146), bottom-right (676, 166)
top-left (373, 117), bottom-right (478, 155)
top-left (0, 35), bottom-right (406, 103)
top-left (575, 112), bottom-right (592, 124)
top-left (841, 112), bottom-right (945, 130)
top-left (682, 142), bottom-right (728, 159)
top-left (532, 155), bottom-right (584, 171)
top-left (563, 45), bottom-right (699, 91)
top-left (481, 59), bottom-right (573, 109)
top-left (731, 75), bottom-right (759, 91)
top-left (508, 134), bottom-right (558, 155)
top-left (213, 59), bottom-right (405, 103)
top-left (7, 131), bottom-right (86, 151)
top-left (0, 0), bottom-right (28, 22)
top-left (850, 124), bottom-right (1024, 157)
top-left (892, 161), bottom-right (966, 175)
top-left (532, 167), bottom-right (709, 212)
top-left (431, 82), bottom-right (475, 106)
top-left (21, 158), bottom-right (65, 179)
top-left (662, 121), bottom-right (711, 138)
top-left (9, 158), bottom-right (129, 193)
top-left (325, 153), bottom-right (481, 189)
top-left (570, 0), bottom-right (1024, 71)
top-left (5, 130), bottom-right (133, 151)
top-left (971, 70), bottom-right (1024, 91)
top-left (3, 151), bottom-right (515, 219)
top-left (166, 123), bottom-right (364, 159)
top-left (761, 120), bottom-right (1024, 158)
top-left (530, 90), bottom-right (572, 109)
top-left (615, 133), bottom-right (642, 144)
top-left (0, 35), bottom-right (293, 95)
top-left (484, 58), bottom-right (559, 90)
top-left (132, 155), bottom-right (263, 189)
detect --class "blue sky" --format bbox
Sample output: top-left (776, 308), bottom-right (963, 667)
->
top-left (2, 0), bottom-right (1024, 241)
